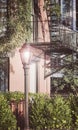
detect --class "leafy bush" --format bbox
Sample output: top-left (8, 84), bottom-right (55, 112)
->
top-left (3, 91), bottom-right (24, 103)
top-left (69, 94), bottom-right (78, 130)
top-left (29, 94), bottom-right (71, 130)
top-left (50, 95), bottom-right (71, 129)
top-left (1, 92), bottom-right (78, 130)
top-left (0, 94), bottom-right (17, 130)
top-left (29, 93), bottom-right (48, 130)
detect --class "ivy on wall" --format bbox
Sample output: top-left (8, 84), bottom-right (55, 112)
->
top-left (0, 0), bottom-right (32, 54)
top-left (44, 0), bottom-right (60, 17)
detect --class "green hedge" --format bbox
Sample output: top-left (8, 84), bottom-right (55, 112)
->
top-left (29, 93), bottom-right (78, 130)
top-left (0, 93), bottom-right (17, 130)
top-left (69, 94), bottom-right (78, 130)
top-left (0, 91), bottom-right (24, 130)
top-left (1, 92), bottom-right (78, 130)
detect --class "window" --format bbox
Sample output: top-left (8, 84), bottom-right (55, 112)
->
top-left (0, 0), bottom-right (7, 37)
top-left (61, 0), bottom-right (73, 28)
top-left (33, 0), bottom-right (38, 42)
top-left (76, 0), bottom-right (78, 30)
top-left (0, 57), bottom-right (9, 92)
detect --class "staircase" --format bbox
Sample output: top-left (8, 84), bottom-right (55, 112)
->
top-left (44, 0), bottom-right (78, 78)
top-left (46, 0), bottom-right (60, 42)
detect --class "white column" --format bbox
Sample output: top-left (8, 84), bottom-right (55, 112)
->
top-left (30, 63), bottom-right (36, 93)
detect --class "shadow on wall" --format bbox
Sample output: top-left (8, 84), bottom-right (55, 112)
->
top-left (10, 64), bottom-right (15, 73)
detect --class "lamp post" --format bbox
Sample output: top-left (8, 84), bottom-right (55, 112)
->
top-left (19, 43), bottom-right (31, 130)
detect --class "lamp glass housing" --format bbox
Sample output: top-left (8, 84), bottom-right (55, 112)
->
top-left (20, 44), bottom-right (32, 65)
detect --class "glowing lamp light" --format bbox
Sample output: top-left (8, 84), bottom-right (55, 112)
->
top-left (19, 44), bottom-right (32, 65)
top-left (23, 51), bottom-right (30, 63)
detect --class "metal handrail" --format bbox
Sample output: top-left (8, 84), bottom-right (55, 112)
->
top-left (51, 23), bottom-right (78, 51)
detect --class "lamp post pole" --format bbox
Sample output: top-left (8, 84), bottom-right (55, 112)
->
top-left (19, 43), bottom-right (31, 130)
top-left (23, 64), bottom-right (29, 130)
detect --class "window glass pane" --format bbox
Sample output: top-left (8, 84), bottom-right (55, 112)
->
top-left (0, 57), bottom-right (9, 92)
top-left (62, 0), bottom-right (73, 28)
top-left (76, 0), bottom-right (78, 30)
top-left (0, 0), bottom-right (7, 37)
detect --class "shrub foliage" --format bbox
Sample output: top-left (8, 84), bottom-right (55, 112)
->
top-left (0, 93), bottom-right (17, 130)
top-left (29, 94), bottom-right (71, 130)
top-left (1, 92), bottom-right (78, 130)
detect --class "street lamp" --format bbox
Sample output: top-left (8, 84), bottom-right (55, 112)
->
top-left (19, 43), bottom-right (32, 130)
